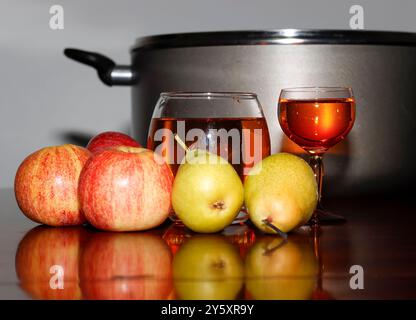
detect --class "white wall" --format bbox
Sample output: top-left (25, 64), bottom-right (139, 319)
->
top-left (1, 0), bottom-right (416, 188)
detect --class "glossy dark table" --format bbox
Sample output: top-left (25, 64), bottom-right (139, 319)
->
top-left (1, 187), bottom-right (415, 300)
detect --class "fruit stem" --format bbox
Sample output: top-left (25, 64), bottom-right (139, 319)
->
top-left (262, 219), bottom-right (288, 239)
top-left (174, 134), bottom-right (189, 153)
top-left (263, 239), bottom-right (288, 256)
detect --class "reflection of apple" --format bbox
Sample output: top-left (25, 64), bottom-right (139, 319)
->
top-left (173, 235), bottom-right (243, 300)
top-left (80, 232), bottom-right (173, 300)
top-left (245, 234), bottom-right (318, 300)
top-left (86, 131), bottom-right (141, 154)
top-left (15, 226), bottom-right (85, 299)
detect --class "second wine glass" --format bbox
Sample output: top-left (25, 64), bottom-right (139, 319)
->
top-left (278, 87), bottom-right (356, 225)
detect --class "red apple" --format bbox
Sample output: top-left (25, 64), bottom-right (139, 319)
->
top-left (86, 131), bottom-right (140, 154)
top-left (79, 146), bottom-right (173, 231)
top-left (14, 144), bottom-right (90, 226)
top-left (15, 226), bottom-right (86, 300)
top-left (80, 232), bottom-right (173, 300)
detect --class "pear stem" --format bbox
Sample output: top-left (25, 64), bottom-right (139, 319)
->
top-left (174, 134), bottom-right (189, 153)
top-left (263, 239), bottom-right (288, 256)
top-left (262, 219), bottom-right (288, 240)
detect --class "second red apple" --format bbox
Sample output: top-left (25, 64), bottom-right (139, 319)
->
top-left (79, 147), bottom-right (173, 231)
top-left (86, 131), bottom-right (141, 154)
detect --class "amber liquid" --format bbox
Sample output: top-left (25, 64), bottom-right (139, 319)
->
top-left (279, 98), bottom-right (355, 154)
top-left (147, 117), bottom-right (271, 180)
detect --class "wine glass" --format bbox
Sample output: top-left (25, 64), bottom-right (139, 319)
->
top-left (278, 87), bottom-right (356, 225)
top-left (147, 92), bottom-right (271, 223)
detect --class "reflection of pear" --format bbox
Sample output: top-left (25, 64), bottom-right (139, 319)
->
top-left (80, 232), bottom-right (173, 300)
top-left (172, 149), bottom-right (244, 233)
top-left (15, 226), bottom-right (85, 300)
top-left (245, 234), bottom-right (318, 300)
top-left (173, 235), bottom-right (243, 299)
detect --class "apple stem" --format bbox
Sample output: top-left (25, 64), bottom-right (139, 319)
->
top-left (174, 134), bottom-right (189, 153)
top-left (262, 219), bottom-right (288, 239)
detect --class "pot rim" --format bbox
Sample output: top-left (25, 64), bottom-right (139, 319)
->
top-left (132, 29), bottom-right (416, 51)
top-left (160, 92), bottom-right (258, 99)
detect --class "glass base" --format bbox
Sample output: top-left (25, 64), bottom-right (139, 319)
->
top-left (168, 207), bottom-right (248, 225)
top-left (232, 208), bottom-right (249, 224)
top-left (308, 208), bottom-right (347, 226)
top-left (168, 212), bottom-right (182, 224)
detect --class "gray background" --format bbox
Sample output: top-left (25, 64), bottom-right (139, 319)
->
top-left (1, 0), bottom-right (416, 188)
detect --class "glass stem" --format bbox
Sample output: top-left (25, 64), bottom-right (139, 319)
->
top-left (309, 154), bottom-right (324, 224)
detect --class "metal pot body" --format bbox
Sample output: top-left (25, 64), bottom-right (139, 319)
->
top-left (131, 44), bottom-right (416, 196)
top-left (64, 30), bottom-right (416, 196)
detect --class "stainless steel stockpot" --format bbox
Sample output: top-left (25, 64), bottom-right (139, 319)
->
top-left (64, 29), bottom-right (416, 196)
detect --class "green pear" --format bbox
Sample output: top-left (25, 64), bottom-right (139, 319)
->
top-left (244, 153), bottom-right (318, 234)
top-left (172, 149), bottom-right (244, 233)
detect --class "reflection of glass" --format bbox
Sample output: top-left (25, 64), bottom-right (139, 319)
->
top-left (147, 92), bottom-right (271, 223)
top-left (172, 235), bottom-right (244, 300)
top-left (15, 226), bottom-right (84, 300)
top-left (162, 223), bottom-right (193, 256)
top-left (163, 223), bottom-right (256, 258)
top-left (220, 224), bottom-right (256, 258)
top-left (244, 234), bottom-right (319, 300)
top-left (278, 87), bottom-right (356, 225)
top-left (311, 225), bottom-right (334, 300)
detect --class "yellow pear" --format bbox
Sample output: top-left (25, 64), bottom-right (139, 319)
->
top-left (172, 149), bottom-right (244, 233)
top-left (244, 153), bottom-right (318, 234)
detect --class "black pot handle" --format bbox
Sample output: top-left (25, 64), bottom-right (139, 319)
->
top-left (64, 48), bottom-right (135, 86)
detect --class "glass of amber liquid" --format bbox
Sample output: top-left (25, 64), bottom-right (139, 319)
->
top-left (278, 87), bottom-right (356, 225)
top-left (148, 92), bottom-right (271, 223)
